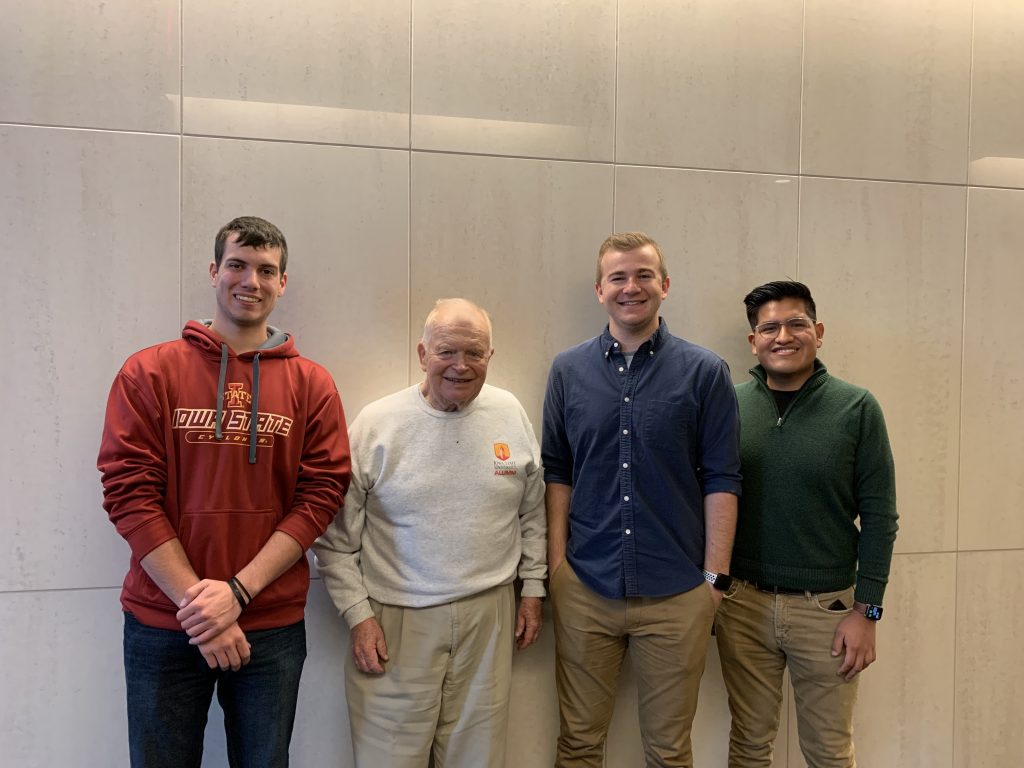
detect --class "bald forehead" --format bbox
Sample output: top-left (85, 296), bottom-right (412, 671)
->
top-left (422, 299), bottom-right (492, 346)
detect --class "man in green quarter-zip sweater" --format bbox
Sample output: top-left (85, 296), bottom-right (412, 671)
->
top-left (715, 280), bottom-right (898, 768)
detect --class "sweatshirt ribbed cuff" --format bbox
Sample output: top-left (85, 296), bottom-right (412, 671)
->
top-left (521, 578), bottom-right (546, 599)
top-left (342, 599), bottom-right (374, 629)
top-left (854, 575), bottom-right (888, 606)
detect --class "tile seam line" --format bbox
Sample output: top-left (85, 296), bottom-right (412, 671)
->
top-left (0, 586), bottom-right (125, 596)
top-left (953, 0), bottom-right (977, 757)
top-left (3, 120), bottom-right (1021, 195)
top-left (407, 0), bottom-right (413, 388)
top-left (4, 118), bottom-right (1019, 195)
top-left (796, 0), bottom-right (807, 297)
top-left (611, 0), bottom-right (619, 231)
top-left (178, 0), bottom-right (184, 336)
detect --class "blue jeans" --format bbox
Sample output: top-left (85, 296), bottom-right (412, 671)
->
top-left (123, 612), bottom-right (306, 768)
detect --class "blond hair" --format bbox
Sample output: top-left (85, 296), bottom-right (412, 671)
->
top-left (596, 232), bottom-right (667, 282)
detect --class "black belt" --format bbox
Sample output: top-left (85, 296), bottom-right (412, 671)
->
top-left (752, 583), bottom-right (807, 595)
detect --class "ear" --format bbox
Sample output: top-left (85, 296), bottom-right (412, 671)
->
top-left (748, 332), bottom-right (757, 354)
top-left (815, 321), bottom-right (825, 348)
top-left (209, 261), bottom-right (218, 285)
top-left (278, 272), bottom-right (287, 297)
top-left (660, 275), bottom-right (670, 299)
top-left (594, 281), bottom-right (605, 304)
top-left (417, 342), bottom-right (428, 372)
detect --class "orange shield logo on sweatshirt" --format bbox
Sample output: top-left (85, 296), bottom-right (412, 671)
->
top-left (493, 442), bottom-right (511, 461)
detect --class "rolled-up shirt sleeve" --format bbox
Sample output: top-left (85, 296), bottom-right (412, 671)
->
top-left (697, 360), bottom-right (743, 497)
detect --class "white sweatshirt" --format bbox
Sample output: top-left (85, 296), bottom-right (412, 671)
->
top-left (314, 384), bottom-right (547, 628)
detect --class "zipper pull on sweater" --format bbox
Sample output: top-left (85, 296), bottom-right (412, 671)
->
top-left (777, 416), bottom-right (783, 427)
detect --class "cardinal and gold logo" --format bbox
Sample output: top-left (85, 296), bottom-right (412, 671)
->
top-left (223, 382), bottom-right (251, 409)
top-left (172, 382), bottom-right (293, 449)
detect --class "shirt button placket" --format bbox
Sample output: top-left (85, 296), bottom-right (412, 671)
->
top-left (619, 354), bottom-right (637, 595)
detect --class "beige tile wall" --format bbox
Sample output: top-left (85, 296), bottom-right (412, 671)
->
top-left (616, 0), bottom-right (803, 173)
top-left (960, 188), bottom-right (1024, 553)
top-left (799, 178), bottom-right (966, 555)
top-left (802, 0), bottom-right (973, 184)
top-left (970, 0), bottom-right (1024, 188)
top-left (2, 0), bottom-right (1021, 766)
top-left (954, 551), bottom-right (1024, 766)
top-left (183, 0), bottom-right (411, 148)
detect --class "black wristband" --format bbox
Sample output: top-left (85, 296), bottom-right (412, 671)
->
top-left (227, 578), bottom-right (247, 611)
top-left (232, 575), bottom-right (253, 605)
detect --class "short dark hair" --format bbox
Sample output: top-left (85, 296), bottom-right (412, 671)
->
top-left (743, 280), bottom-right (817, 329)
top-left (214, 216), bottom-right (289, 273)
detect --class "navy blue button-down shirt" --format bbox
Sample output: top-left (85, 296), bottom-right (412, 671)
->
top-left (542, 320), bottom-right (742, 599)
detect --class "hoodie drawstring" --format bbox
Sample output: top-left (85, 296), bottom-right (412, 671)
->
top-left (215, 343), bottom-right (228, 440)
top-left (214, 343), bottom-right (261, 464)
top-left (249, 352), bottom-right (260, 464)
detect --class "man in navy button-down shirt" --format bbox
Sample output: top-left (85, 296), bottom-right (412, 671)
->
top-left (542, 232), bottom-right (741, 767)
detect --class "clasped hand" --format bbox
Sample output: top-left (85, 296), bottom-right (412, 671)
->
top-left (177, 579), bottom-right (251, 670)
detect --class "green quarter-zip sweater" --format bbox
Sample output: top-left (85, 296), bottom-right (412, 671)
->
top-left (732, 360), bottom-right (898, 606)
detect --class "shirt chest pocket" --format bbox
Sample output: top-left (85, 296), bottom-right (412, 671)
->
top-left (641, 400), bottom-right (697, 457)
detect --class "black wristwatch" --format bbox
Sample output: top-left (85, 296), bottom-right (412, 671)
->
top-left (860, 602), bottom-right (883, 621)
top-left (702, 570), bottom-right (733, 592)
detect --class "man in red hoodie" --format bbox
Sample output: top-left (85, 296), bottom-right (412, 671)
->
top-left (98, 216), bottom-right (351, 767)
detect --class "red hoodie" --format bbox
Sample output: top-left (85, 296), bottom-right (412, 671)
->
top-left (98, 321), bottom-right (351, 631)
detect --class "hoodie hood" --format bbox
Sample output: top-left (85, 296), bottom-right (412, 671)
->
top-left (182, 320), bottom-right (297, 359)
top-left (181, 321), bottom-right (298, 464)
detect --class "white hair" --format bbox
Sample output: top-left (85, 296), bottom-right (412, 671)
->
top-left (421, 298), bottom-right (493, 347)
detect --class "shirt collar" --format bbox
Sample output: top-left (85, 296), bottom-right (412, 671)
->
top-left (601, 318), bottom-right (668, 358)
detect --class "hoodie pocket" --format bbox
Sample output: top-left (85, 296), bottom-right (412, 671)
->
top-left (179, 507), bottom-right (276, 579)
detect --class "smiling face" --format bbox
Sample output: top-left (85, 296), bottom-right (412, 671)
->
top-left (209, 236), bottom-right (287, 338)
top-left (595, 244), bottom-right (669, 347)
top-left (749, 297), bottom-right (824, 391)
top-left (417, 300), bottom-right (493, 412)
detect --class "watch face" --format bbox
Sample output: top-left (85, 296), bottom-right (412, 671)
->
top-left (864, 604), bottom-right (883, 621)
top-left (703, 571), bottom-right (733, 592)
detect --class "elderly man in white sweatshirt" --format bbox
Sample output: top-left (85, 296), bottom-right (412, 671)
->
top-left (314, 297), bottom-right (547, 768)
